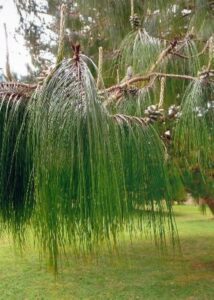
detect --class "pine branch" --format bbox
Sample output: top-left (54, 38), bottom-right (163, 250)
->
top-left (0, 82), bottom-right (36, 100)
top-left (0, 82), bottom-right (36, 92)
top-left (112, 113), bottom-right (148, 126)
top-left (111, 104), bottom-right (181, 128)
top-left (172, 37), bottom-right (212, 60)
top-left (149, 41), bottom-right (178, 73)
top-left (102, 72), bottom-right (196, 95)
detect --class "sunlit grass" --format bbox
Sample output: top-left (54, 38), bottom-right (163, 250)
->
top-left (0, 205), bottom-right (213, 299)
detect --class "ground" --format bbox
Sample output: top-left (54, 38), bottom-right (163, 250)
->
top-left (0, 205), bottom-right (213, 300)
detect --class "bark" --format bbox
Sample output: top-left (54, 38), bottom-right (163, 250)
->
top-left (201, 198), bottom-right (214, 215)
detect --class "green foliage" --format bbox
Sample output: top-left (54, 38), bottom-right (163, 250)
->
top-left (109, 87), bottom-right (155, 116)
top-left (23, 56), bottom-right (177, 270)
top-left (0, 93), bottom-right (33, 239)
top-left (183, 168), bottom-right (214, 201)
top-left (174, 80), bottom-right (214, 170)
top-left (119, 29), bottom-right (163, 76)
top-left (189, 3), bottom-right (214, 40)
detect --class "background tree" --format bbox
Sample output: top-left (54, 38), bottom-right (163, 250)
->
top-left (12, 1), bottom-right (214, 79)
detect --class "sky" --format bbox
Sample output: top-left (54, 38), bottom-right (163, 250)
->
top-left (0, 0), bottom-right (32, 77)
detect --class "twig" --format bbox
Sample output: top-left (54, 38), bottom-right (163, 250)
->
top-left (171, 52), bottom-right (189, 59)
top-left (130, 0), bottom-right (134, 17)
top-left (3, 23), bottom-right (13, 81)
top-left (56, 4), bottom-right (67, 64)
top-left (112, 113), bottom-right (148, 126)
top-left (207, 37), bottom-right (213, 72)
top-left (149, 40), bottom-right (178, 73)
top-left (97, 46), bottom-right (103, 89)
top-left (116, 69), bottom-right (120, 84)
top-left (158, 77), bottom-right (166, 109)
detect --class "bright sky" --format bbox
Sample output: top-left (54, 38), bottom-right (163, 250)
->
top-left (0, 0), bottom-right (32, 77)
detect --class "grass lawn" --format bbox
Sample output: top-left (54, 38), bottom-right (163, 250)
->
top-left (0, 205), bottom-right (213, 300)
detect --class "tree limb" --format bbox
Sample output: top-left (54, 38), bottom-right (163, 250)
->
top-left (101, 72), bottom-right (196, 95)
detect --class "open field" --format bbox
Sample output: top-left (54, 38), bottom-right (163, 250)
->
top-left (0, 205), bottom-right (213, 300)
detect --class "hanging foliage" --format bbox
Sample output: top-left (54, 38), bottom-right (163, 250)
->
top-left (22, 53), bottom-right (176, 271)
top-left (119, 29), bottom-right (163, 77)
top-left (0, 83), bottom-right (34, 240)
top-left (174, 79), bottom-right (214, 170)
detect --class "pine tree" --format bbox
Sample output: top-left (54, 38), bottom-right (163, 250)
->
top-left (0, 0), bottom-right (213, 272)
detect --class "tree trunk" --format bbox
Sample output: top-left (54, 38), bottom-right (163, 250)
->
top-left (202, 198), bottom-right (214, 215)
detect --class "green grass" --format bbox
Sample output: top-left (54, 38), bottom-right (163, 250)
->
top-left (0, 205), bottom-right (213, 300)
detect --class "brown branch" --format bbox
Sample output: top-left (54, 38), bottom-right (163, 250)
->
top-left (102, 72), bottom-right (196, 95)
top-left (104, 75), bottom-right (157, 107)
top-left (112, 114), bottom-right (148, 126)
top-left (149, 40), bottom-right (178, 73)
top-left (171, 52), bottom-right (189, 59)
top-left (0, 82), bottom-right (37, 90)
top-left (102, 37), bottom-right (192, 103)
top-left (0, 82), bottom-right (37, 100)
top-left (154, 72), bottom-right (196, 81)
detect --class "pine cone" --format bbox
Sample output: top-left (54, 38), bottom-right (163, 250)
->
top-left (163, 130), bottom-right (171, 142)
top-left (167, 105), bottom-right (180, 119)
top-left (129, 14), bottom-right (141, 30)
top-left (144, 105), bottom-right (164, 123)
